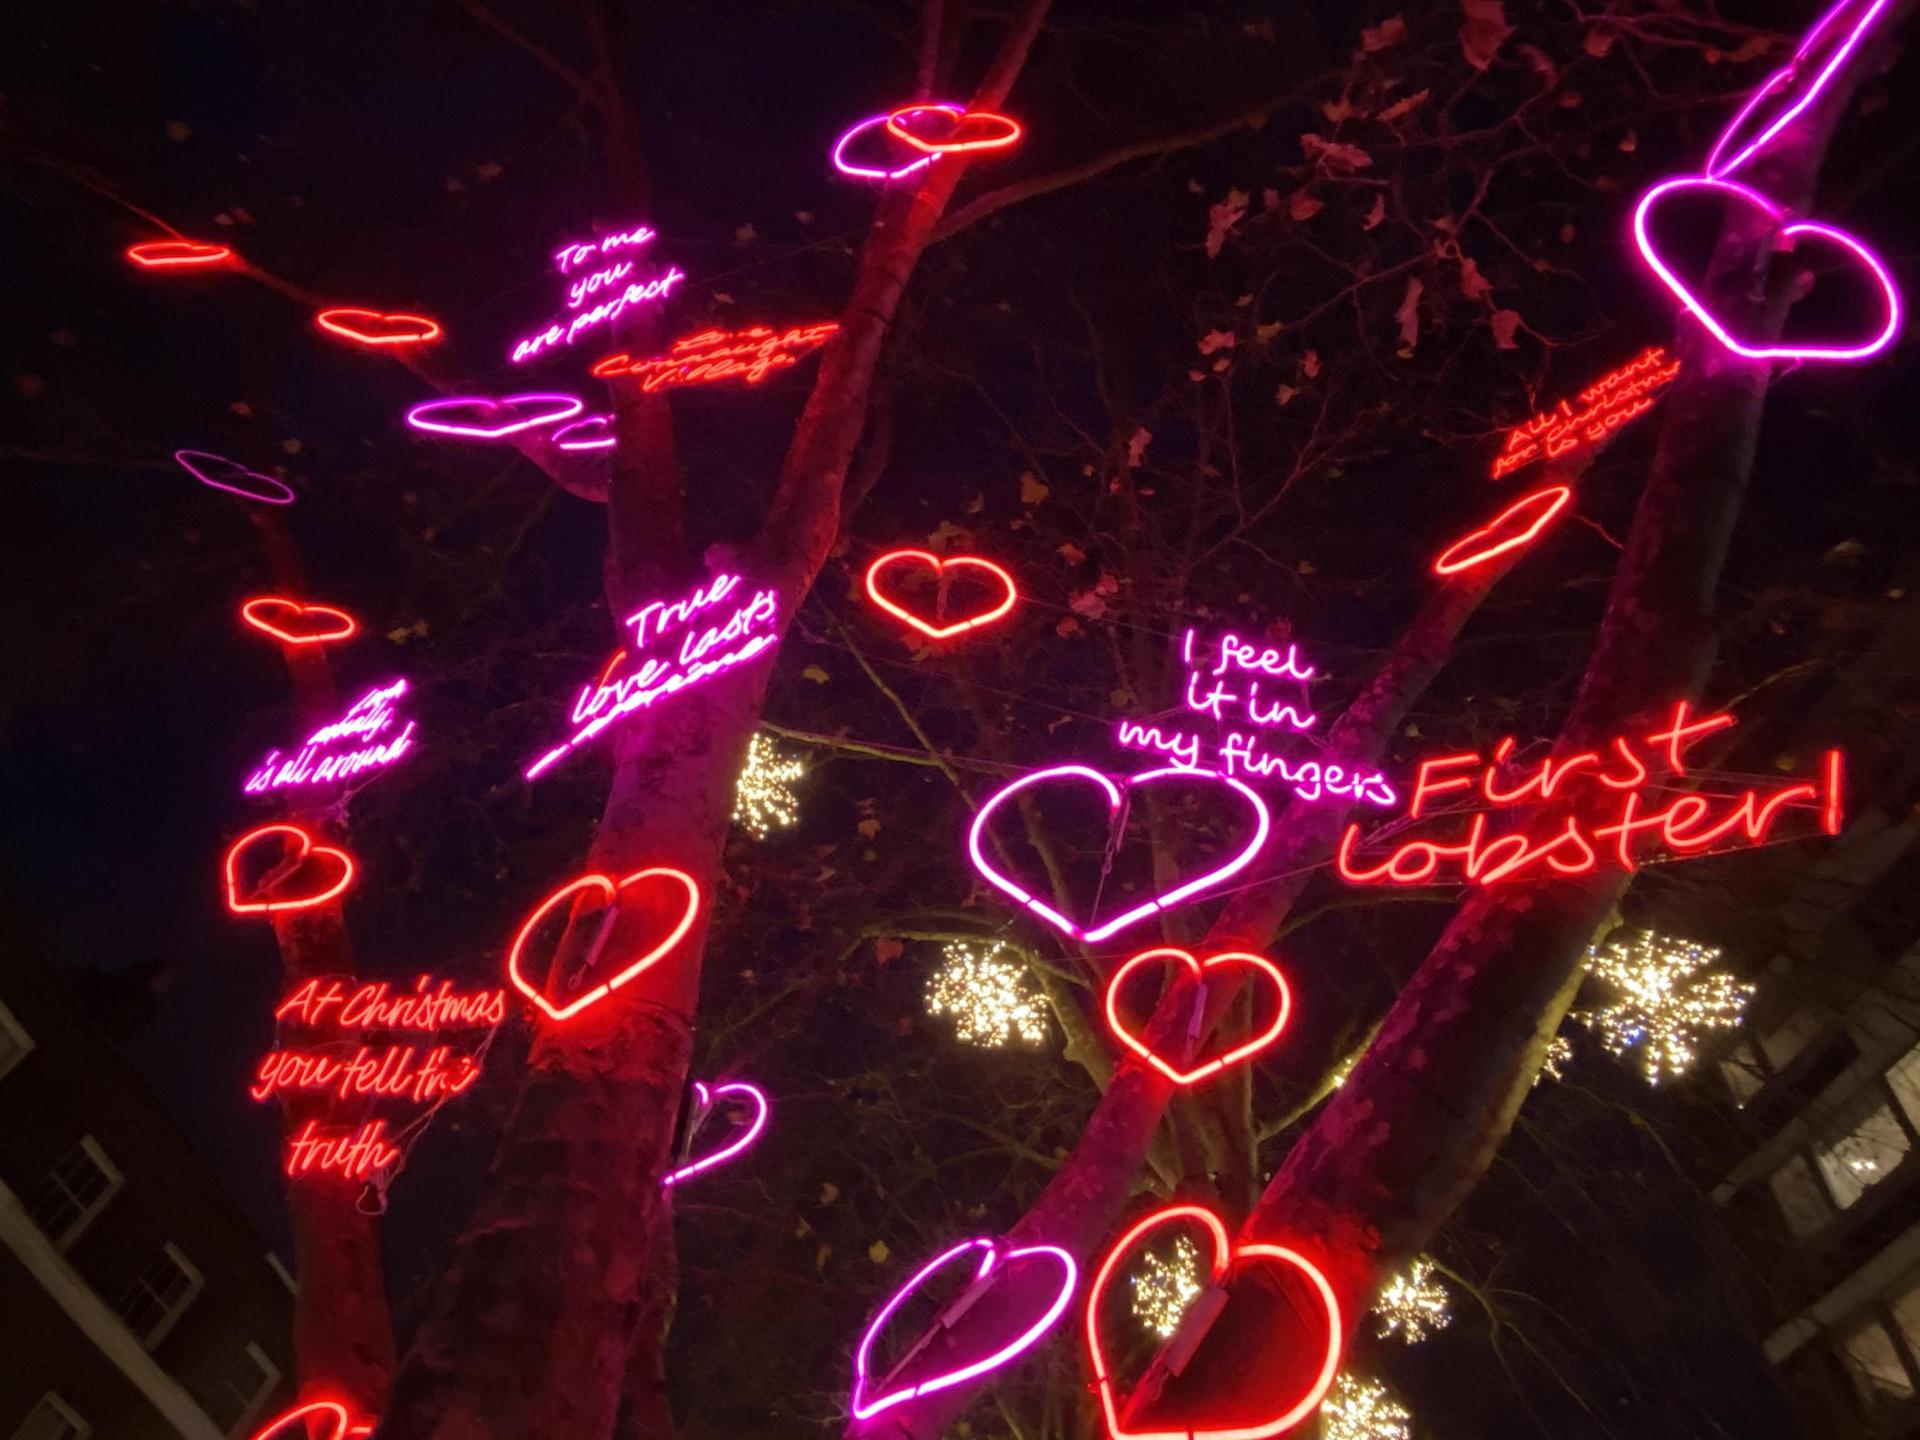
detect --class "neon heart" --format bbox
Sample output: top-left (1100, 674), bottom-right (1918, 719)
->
top-left (663, 1079), bottom-right (769, 1187)
top-left (316, 307), bottom-right (443, 346)
top-left (1705, 0), bottom-right (1892, 179)
top-left (968, 766), bottom-right (1272, 944)
top-left (1086, 1206), bottom-right (1341, 1440)
top-left (864, 549), bottom-right (1018, 640)
top-left (851, 1237), bottom-right (1077, 1420)
top-left (225, 824), bottom-right (357, 916)
top-left (127, 240), bottom-right (233, 269)
top-left (505, 867), bottom-right (701, 1022)
top-left (248, 1400), bottom-right (352, 1440)
top-left (241, 595), bottom-right (358, 646)
top-left (1432, 485), bottom-right (1571, 577)
top-left (1632, 176), bottom-right (1900, 363)
top-left (553, 415), bottom-right (617, 451)
top-left (831, 104), bottom-right (963, 181)
top-left (1104, 948), bottom-right (1291, 1086)
top-left (887, 105), bottom-right (1023, 156)
top-left (176, 449), bottom-right (296, 506)
top-left (405, 392), bottom-right (585, 439)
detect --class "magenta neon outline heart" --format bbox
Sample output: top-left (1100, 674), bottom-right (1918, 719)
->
top-left (553, 415), bottom-right (616, 451)
top-left (831, 103), bottom-right (963, 181)
top-left (662, 1080), bottom-right (768, 1187)
top-left (1632, 176), bottom-right (1901, 363)
top-left (175, 449), bottom-right (296, 506)
top-left (1705, 0), bottom-right (1892, 179)
top-left (850, 1237), bottom-right (1077, 1420)
top-left (405, 392), bottom-right (584, 439)
top-left (968, 765), bottom-right (1272, 944)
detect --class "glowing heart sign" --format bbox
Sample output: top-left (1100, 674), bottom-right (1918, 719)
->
top-left (176, 450), bottom-right (295, 506)
top-left (832, 104), bottom-right (962, 181)
top-left (1086, 1206), bottom-right (1341, 1440)
top-left (1432, 485), bottom-right (1572, 577)
top-left (967, 766), bottom-right (1271, 944)
top-left (887, 105), bottom-right (1023, 155)
top-left (663, 1080), bottom-right (769, 1187)
top-left (248, 1399), bottom-right (358, 1440)
top-left (224, 824), bottom-right (357, 915)
top-left (1705, 0), bottom-right (1893, 180)
top-left (864, 549), bottom-right (1018, 641)
top-left (553, 415), bottom-right (616, 451)
top-left (316, 307), bottom-right (443, 347)
top-left (851, 1237), bottom-right (1077, 1421)
top-left (405, 393), bottom-right (584, 439)
top-left (1631, 177), bottom-right (1900, 363)
top-left (1104, 949), bottom-right (1291, 1086)
top-left (241, 595), bottom-right (358, 646)
top-left (126, 240), bottom-right (232, 269)
top-left (505, 867), bottom-right (701, 1022)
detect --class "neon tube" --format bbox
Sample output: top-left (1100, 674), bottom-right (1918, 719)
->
top-left (405, 393), bottom-right (584, 439)
top-left (316, 308), bottom-right (443, 347)
top-left (240, 595), bottom-right (357, 646)
top-left (504, 867), bottom-right (701, 1022)
top-left (831, 105), bottom-right (962, 181)
top-left (663, 1080), bottom-right (769, 1186)
top-left (1432, 485), bottom-right (1572, 576)
top-left (864, 549), bottom-right (1019, 640)
top-left (1103, 949), bottom-right (1292, 1086)
top-left (224, 824), bottom-right (357, 915)
top-left (1704, 0), bottom-right (1893, 179)
top-left (176, 450), bottom-right (295, 506)
top-left (127, 240), bottom-right (232, 269)
top-left (886, 105), bottom-right (1023, 155)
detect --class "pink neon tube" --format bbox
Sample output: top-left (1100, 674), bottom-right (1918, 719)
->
top-left (850, 1238), bottom-right (1077, 1420)
top-left (663, 1080), bottom-right (769, 1187)
top-left (176, 450), bottom-right (296, 506)
top-left (1631, 175), bottom-right (1900, 363)
top-left (967, 766), bottom-right (1272, 944)
top-left (1705, 0), bottom-right (1892, 179)
top-left (831, 104), bottom-right (962, 181)
top-left (405, 393), bottom-right (584, 439)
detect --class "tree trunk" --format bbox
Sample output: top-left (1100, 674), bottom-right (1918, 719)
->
top-left (377, 6), bottom-right (1054, 1436)
top-left (1136, 19), bottom-right (1910, 1426)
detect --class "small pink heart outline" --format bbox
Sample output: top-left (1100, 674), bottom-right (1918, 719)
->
top-left (1632, 176), bottom-right (1901, 363)
top-left (405, 392), bottom-right (585, 440)
top-left (967, 765), bottom-right (1272, 945)
top-left (662, 1080), bottom-right (769, 1188)
top-left (850, 1237), bottom-right (1077, 1421)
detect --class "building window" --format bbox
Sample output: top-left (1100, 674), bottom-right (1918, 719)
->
top-left (1761, 1007), bottom-right (1825, 1070)
top-left (1886, 1039), bottom-right (1920, 1132)
top-left (215, 1342), bottom-right (281, 1434)
top-left (8, 1393), bottom-right (90, 1440)
top-left (1767, 1154), bottom-right (1833, 1238)
top-left (26, 1138), bottom-right (121, 1251)
top-left (1719, 1039), bottom-right (1767, 1107)
top-left (1839, 1317), bottom-right (1917, 1411)
top-left (1815, 1091), bottom-right (1912, 1209)
top-left (115, 1242), bottom-right (203, 1349)
top-left (0, 1000), bottom-right (32, 1083)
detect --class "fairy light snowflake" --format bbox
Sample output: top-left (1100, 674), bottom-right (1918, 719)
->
top-left (1130, 1235), bottom-right (1203, 1338)
top-left (1535, 1034), bottom-right (1574, 1087)
top-left (1576, 929), bottom-right (1753, 1086)
top-left (732, 732), bottom-right (805, 839)
top-left (1373, 1257), bottom-right (1451, 1343)
top-left (1320, 1373), bottom-right (1413, 1440)
top-left (924, 941), bottom-right (1047, 1048)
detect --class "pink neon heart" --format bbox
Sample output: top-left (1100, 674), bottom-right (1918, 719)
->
top-left (1632, 176), bottom-right (1901, 363)
top-left (967, 766), bottom-right (1272, 944)
top-left (1705, 0), bottom-right (1891, 179)
top-left (405, 392), bottom-right (584, 439)
top-left (850, 1238), bottom-right (1077, 1421)
top-left (663, 1080), bottom-right (768, 1187)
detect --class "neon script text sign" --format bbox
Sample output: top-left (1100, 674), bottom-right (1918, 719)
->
top-left (526, 572), bottom-right (780, 779)
top-left (594, 322), bottom-right (839, 392)
top-left (1491, 347), bottom-right (1680, 480)
top-left (510, 224), bottom-right (685, 364)
top-left (1116, 629), bottom-right (1396, 808)
top-left (1338, 701), bottom-right (1845, 887)
top-left (258, 977), bottom-right (502, 1181)
top-left (243, 680), bottom-right (415, 795)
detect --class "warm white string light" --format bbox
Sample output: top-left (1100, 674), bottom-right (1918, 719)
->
top-left (1130, 1235), bottom-right (1203, 1338)
top-left (1576, 929), bottom-right (1753, 1086)
top-left (1372, 1256), bottom-right (1451, 1343)
top-left (1535, 1034), bottom-right (1573, 1087)
top-left (924, 941), bottom-right (1048, 1048)
top-left (1320, 1373), bottom-right (1413, 1440)
top-left (732, 732), bottom-right (805, 839)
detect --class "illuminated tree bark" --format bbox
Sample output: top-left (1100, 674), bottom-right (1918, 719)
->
top-left (1126, 20), bottom-right (1914, 1434)
top-left (375, 6), bottom-right (1053, 1437)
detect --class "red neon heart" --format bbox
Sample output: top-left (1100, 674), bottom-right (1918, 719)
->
top-left (887, 106), bottom-right (1023, 155)
top-left (505, 867), bottom-right (701, 1022)
top-left (248, 1400), bottom-right (352, 1440)
top-left (225, 825), bottom-right (357, 916)
top-left (1086, 1206), bottom-right (1342, 1440)
top-left (241, 595), bottom-right (359, 646)
top-left (316, 307), bottom-right (443, 347)
top-left (864, 549), bottom-right (1018, 640)
top-left (1432, 484), bottom-right (1571, 577)
top-left (1104, 948), bottom-right (1291, 1086)
top-left (126, 240), bottom-right (233, 269)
